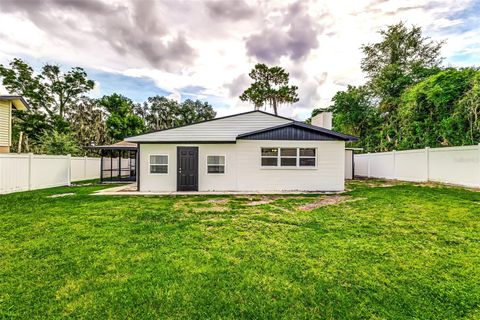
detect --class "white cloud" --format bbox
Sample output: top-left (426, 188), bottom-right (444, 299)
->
top-left (166, 91), bottom-right (182, 103)
top-left (0, 0), bottom-right (478, 119)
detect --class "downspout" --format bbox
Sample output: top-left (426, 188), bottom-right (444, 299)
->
top-left (136, 143), bottom-right (141, 191)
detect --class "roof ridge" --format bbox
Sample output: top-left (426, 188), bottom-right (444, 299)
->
top-left (125, 110), bottom-right (291, 141)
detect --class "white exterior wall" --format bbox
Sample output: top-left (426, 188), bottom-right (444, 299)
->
top-left (139, 140), bottom-right (345, 192)
top-left (0, 154), bottom-right (101, 194)
top-left (354, 145), bottom-right (480, 188)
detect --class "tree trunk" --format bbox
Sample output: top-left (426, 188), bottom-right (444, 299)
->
top-left (272, 100), bottom-right (278, 115)
top-left (17, 131), bottom-right (23, 153)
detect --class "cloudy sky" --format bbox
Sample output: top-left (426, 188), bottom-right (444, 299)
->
top-left (0, 0), bottom-right (479, 120)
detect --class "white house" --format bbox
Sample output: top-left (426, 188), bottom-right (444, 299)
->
top-left (125, 110), bottom-right (357, 192)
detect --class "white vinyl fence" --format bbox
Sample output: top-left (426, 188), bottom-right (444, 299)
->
top-left (0, 153), bottom-right (100, 194)
top-left (355, 144), bottom-right (480, 188)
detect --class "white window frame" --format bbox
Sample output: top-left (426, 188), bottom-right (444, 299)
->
top-left (279, 148), bottom-right (298, 167)
top-left (206, 154), bottom-right (226, 174)
top-left (260, 147), bottom-right (279, 167)
top-left (149, 154), bottom-right (169, 175)
top-left (260, 147), bottom-right (317, 169)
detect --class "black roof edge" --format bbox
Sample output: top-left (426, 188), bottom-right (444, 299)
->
top-left (86, 146), bottom-right (138, 150)
top-left (125, 110), bottom-right (293, 141)
top-left (237, 121), bottom-right (358, 141)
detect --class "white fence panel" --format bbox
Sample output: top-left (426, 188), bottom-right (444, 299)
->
top-left (85, 158), bottom-right (100, 180)
top-left (369, 152), bottom-right (394, 179)
top-left (0, 154), bottom-right (29, 194)
top-left (0, 153), bottom-right (101, 194)
top-left (354, 144), bottom-right (480, 188)
top-left (355, 155), bottom-right (369, 176)
top-left (71, 157), bottom-right (86, 181)
top-left (429, 146), bottom-right (479, 188)
top-left (395, 149), bottom-right (427, 182)
top-left (70, 157), bottom-right (101, 182)
top-left (31, 155), bottom-right (70, 190)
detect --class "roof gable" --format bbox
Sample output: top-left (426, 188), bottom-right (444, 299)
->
top-left (0, 96), bottom-right (29, 110)
top-left (126, 110), bottom-right (292, 143)
top-left (237, 122), bottom-right (358, 141)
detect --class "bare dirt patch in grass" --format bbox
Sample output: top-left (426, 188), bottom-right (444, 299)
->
top-left (191, 206), bottom-right (229, 213)
top-left (204, 198), bottom-right (229, 204)
top-left (246, 199), bottom-right (273, 206)
top-left (244, 195), bottom-right (304, 206)
top-left (48, 193), bottom-right (75, 198)
top-left (298, 196), bottom-right (366, 210)
top-left (173, 200), bottom-right (229, 213)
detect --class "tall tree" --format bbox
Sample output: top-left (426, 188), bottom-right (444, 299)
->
top-left (140, 96), bottom-right (217, 131)
top-left (177, 99), bottom-right (216, 125)
top-left (38, 130), bottom-right (80, 156)
top-left (239, 63), bottom-right (299, 115)
top-left (361, 22), bottom-right (443, 149)
top-left (142, 96), bottom-right (180, 131)
top-left (0, 58), bottom-right (94, 117)
top-left (325, 86), bottom-right (382, 151)
top-left (399, 68), bottom-right (480, 149)
top-left (11, 110), bottom-right (53, 153)
top-left (99, 94), bottom-right (145, 141)
top-left (66, 97), bottom-right (110, 152)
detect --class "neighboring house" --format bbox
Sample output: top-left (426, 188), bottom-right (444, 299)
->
top-left (126, 110), bottom-right (357, 192)
top-left (0, 96), bottom-right (29, 153)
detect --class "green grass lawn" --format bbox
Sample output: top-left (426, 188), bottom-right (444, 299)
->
top-left (1, 180), bottom-right (479, 319)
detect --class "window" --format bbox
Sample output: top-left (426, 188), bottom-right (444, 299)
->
top-left (150, 155), bottom-right (168, 174)
top-left (261, 148), bottom-right (316, 168)
top-left (207, 155), bottom-right (225, 174)
top-left (261, 148), bottom-right (278, 166)
top-left (299, 148), bottom-right (316, 167)
top-left (280, 148), bottom-right (297, 166)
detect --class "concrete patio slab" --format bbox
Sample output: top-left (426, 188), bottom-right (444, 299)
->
top-left (93, 183), bottom-right (342, 196)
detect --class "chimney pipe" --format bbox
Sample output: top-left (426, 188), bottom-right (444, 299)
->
top-left (311, 112), bottom-right (332, 130)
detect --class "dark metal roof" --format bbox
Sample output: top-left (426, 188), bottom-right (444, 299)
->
top-left (87, 141), bottom-right (138, 150)
top-left (237, 122), bottom-right (358, 141)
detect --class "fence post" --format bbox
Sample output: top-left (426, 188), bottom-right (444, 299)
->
top-left (84, 156), bottom-right (88, 180)
top-left (425, 147), bottom-right (430, 182)
top-left (367, 152), bottom-right (371, 178)
top-left (478, 143), bottom-right (480, 188)
top-left (67, 154), bottom-right (72, 186)
top-left (28, 153), bottom-right (33, 191)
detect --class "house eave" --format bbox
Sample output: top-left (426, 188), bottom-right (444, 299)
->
top-left (0, 95), bottom-right (30, 110)
top-left (134, 140), bottom-right (237, 144)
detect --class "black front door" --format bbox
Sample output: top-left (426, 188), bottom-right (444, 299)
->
top-left (177, 147), bottom-right (198, 191)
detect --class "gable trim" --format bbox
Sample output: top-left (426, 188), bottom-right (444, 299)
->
top-left (237, 122), bottom-right (358, 141)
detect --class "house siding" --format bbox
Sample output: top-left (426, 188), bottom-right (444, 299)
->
top-left (139, 140), bottom-right (345, 192)
top-left (0, 100), bottom-right (11, 147)
top-left (238, 125), bottom-right (337, 140)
